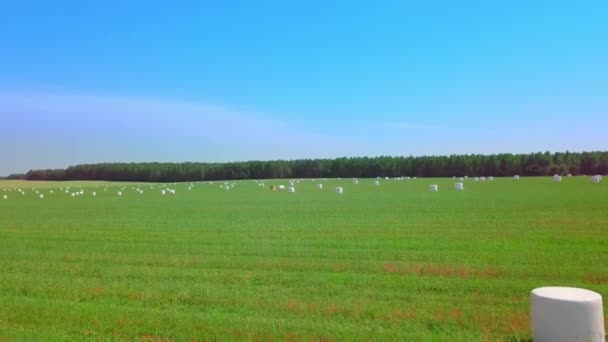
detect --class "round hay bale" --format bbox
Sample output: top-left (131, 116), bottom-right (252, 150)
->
top-left (531, 286), bottom-right (605, 342)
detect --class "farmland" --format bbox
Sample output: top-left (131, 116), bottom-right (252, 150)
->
top-left (0, 177), bottom-right (606, 341)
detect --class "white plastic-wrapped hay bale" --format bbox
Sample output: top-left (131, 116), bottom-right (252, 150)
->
top-left (278, 185), bottom-right (286, 191)
top-left (454, 183), bottom-right (464, 191)
top-left (117, 191), bottom-right (122, 196)
top-left (161, 189), bottom-right (166, 195)
top-left (353, 179), bottom-right (358, 184)
top-left (2, 195), bottom-right (7, 200)
top-left (553, 175), bottom-right (562, 182)
top-left (287, 186), bottom-right (295, 193)
top-left (316, 183), bottom-right (323, 189)
top-left (335, 186), bottom-right (343, 194)
top-left (374, 180), bottom-right (380, 186)
top-left (514, 175), bottom-right (520, 180)
top-left (480, 177), bottom-right (485, 181)
top-left (531, 286), bottom-right (605, 342)
top-left (92, 192), bottom-right (96, 196)
top-left (39, 194), bottom-right (44, 199)
top-left (71, 193), bottom-right (75, 197)
top-left (428, 184), bottom-right (438, 192)
top-left (488, 176), bottom-right (494, 181)
top-left (591, 175), bottom-right (601, 183)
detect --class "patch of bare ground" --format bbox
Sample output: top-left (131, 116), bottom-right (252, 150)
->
top-left (583, 273), bottom-right (608, 284)
top-left (382, 262), bottom-right (503, 279)
top-left (139, 335), bottom-right (172, 342)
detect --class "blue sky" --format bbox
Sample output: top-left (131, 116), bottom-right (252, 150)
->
top-left (1, 1), bottom-right (607, 175)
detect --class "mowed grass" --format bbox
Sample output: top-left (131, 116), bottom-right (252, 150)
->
top-left (0, 177), bottom-right (606, 341)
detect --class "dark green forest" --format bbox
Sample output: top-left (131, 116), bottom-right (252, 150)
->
top-left (20, 151), bottom-right (608, 182)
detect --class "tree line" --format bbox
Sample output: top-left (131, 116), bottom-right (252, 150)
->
top-left (22, 151), bottom-right (608, 182)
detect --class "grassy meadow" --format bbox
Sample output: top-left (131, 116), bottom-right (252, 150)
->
top-left (0, 177), bottom-right (606, 341)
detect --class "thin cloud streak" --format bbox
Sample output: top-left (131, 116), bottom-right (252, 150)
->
top-left (0, 90), bottom-right (365, 174)
top-left (378, 121), bottom-right (445, 130)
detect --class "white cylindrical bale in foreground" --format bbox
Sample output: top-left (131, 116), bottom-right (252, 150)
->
top-left (454, 183), bottom-right (464, 191)
top-left (514, 175), bottom-right (520, 180)
top-left (287, 186), bottom-right (295, 193)
top-left (591, 175), bottom-right (602, 183)
top-left (531, 286), bottom-right (605, 342)
top-left (316, 183), bottom-right (323, 189)
top-left (428, 184), bottom-right (438, 192)
top-left (2, 195), bottom-right (7, 200)
top-left (117, 191), bottom-right (122, 196)
top-left (278, 185), bottom-right (286, 191)
top-left (353, 179), bottom-right (358, 184)
top-left (335, 187), bottom-right (343, 194)
top-left (553, 175), bottom-right (562, 182)
top-left (39, 194), bottom-right (44, 199)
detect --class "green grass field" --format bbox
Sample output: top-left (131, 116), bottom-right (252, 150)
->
top-left (0, 177), bottom-right (606, 341)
